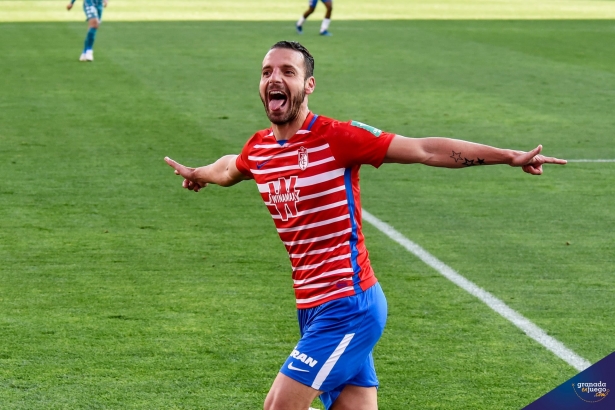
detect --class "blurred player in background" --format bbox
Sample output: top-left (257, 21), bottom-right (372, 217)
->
top-left (296, 0), bottom-right (333, 36)
top-left (165, 41), bottom-right (566, 410)
top-left (66, 0), bottom-right (107, 61)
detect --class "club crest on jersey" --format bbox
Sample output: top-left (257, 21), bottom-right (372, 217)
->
top-left (266, 176), bottom-right (300, 221)
top-left (298, 146), bottom-right (308, 171)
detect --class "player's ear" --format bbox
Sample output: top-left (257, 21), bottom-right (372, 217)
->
top-left (305, 76), bottom-right (315, 95)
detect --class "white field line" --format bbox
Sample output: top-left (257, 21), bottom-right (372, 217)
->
top-left (567, 159), bottom-right (615, 163)
top-left (362, 209), bottom-right (592, 372)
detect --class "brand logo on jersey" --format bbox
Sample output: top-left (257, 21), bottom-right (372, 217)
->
top-left (256, 159), bottom-right (271, 169)
top-left (335, 280), bottom-right (350, 289)
top-left (290, 349), bottom-right (318, 367)
top-left (351, 120), bottom-right (382, 137)
top-left (298, 146), bottom-right (308, 171)
top-left (266, 176), bottom-right (300, 221)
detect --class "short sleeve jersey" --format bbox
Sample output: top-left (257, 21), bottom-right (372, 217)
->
top-left (235, 112), bottom-right (395, 309)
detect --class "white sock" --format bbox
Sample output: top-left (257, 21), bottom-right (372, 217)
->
top-left (320, 18), bottom-right (330, 32)
top-left (297, 17), bottom-right (306, 26)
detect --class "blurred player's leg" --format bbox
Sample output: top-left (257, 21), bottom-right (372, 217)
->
top-left (319, 0), bottom-right (333, 36)
top-left (82, 22), bottom-right (97, 61)
top-left (297, 0), bottom-right (317, 34)
top-left (80, 2), bottom-right (102, 61)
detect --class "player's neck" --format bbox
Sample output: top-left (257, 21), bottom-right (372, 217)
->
top-left (271, 107), bottom-right (310, 141)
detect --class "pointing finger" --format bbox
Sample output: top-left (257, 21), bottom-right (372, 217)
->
top-left (165, 157), bottom-right (181, 170)
top-left (512, 145), bottom-right (542, 167)
top-left (165, 157), bottom-right (195, 179)
top-left (542, 156), bottom-right (567, 165)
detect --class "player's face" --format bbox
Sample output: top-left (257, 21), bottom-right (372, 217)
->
top-left (260, 48), bottom-right (313, 125)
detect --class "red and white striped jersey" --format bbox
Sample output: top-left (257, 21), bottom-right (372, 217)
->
top-left (235, 112), bottom-right (395, 309)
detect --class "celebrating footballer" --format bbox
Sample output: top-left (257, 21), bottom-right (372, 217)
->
top-left (165, 41), bottom-right (566, 410)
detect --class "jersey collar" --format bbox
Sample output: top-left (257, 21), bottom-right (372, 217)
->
top-left (301, 111), bottom-right (317, 131)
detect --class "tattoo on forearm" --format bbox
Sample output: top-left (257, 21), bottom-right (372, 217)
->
top-left (450, 151), bottom-right (462, 162)
top-left (450, 151), bottom-right (486, 166)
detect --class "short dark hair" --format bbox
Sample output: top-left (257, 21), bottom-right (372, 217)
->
top-left (270, 41), bottom-right (314, 79)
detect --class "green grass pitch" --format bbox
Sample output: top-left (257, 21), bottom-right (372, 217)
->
top-left (1, 1), bottom-right (614, 409)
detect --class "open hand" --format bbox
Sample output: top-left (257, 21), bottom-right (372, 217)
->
top-left (510, 145), bottom-right (567, 175)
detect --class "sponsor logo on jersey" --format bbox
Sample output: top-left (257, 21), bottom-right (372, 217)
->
top-left (350, 120), bottom-right (382, 137)
top-left (290, 348), bottom-right (318, 367)
top-left (298, 146), bottom-right (309, 171)
top-left (266, 176), bottom-right (300, 221)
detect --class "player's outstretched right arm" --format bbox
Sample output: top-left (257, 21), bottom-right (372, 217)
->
top-left (164, 155), bottom-right (248, 192)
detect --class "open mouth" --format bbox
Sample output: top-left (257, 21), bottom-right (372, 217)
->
top-left (268, 90), bottom-right (288, 112)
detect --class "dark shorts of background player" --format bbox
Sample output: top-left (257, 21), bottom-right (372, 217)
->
top-left (309, 0), bottom-right (332, 7)
top-left (280, 283), bottom-right (388, 410)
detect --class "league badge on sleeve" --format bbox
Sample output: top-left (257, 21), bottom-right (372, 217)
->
top-left (351, 120), bottom-right (382, 137)
top-left (298, 146), bottom-right (309, 171)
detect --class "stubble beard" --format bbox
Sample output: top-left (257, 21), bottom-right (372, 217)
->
top-left (261, 88), bottom-right (306, 126)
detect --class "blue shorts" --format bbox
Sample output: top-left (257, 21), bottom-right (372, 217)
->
top-left (280, 283), bottom-right (387, 410)
top-left (309, 0), bottom-right (331, 8)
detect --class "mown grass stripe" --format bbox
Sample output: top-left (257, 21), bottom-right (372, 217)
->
top-left (362, 209), bottom-right (592, 372)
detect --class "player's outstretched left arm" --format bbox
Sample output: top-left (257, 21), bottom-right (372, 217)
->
top-left (164, 155), bottom-right (248, 192)
top-left (384, 135), bottom-right (566, 175)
